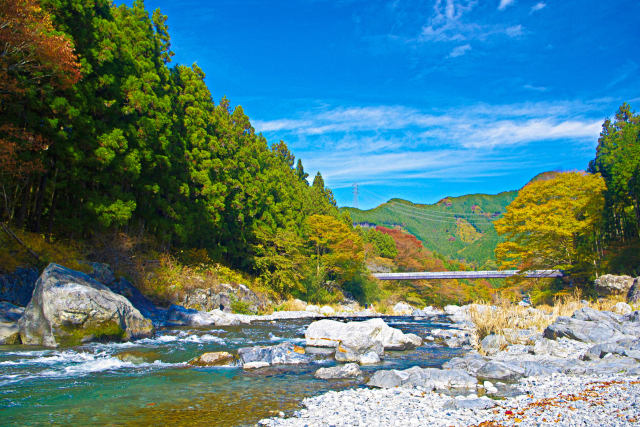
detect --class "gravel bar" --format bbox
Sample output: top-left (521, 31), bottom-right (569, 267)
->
top-left (260, 373), bottom-right (640, 426)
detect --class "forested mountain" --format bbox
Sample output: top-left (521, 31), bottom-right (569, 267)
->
top-left (343, 191), bottom-right (518, 267)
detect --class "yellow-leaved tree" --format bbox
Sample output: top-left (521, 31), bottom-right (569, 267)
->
top-left (494, 172), bottom-right (606, 276)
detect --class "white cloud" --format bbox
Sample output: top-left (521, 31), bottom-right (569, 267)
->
top-left (530, 2), bottom-right (546, 12)
top-left (448, 44), bottom-right (472, 57)
top-left (253, 99), bottom-right (606, 188)
top-left (505, 24), bottom-right (523, 37)
top-left (498, 0), bottom-right (514, 10)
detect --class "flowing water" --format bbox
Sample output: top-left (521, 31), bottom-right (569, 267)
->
top-left (0, 316), bottom-right (462, 426)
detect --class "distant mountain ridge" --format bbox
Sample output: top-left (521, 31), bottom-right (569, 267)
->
top-left (343, 190), bottom-right (518, 267)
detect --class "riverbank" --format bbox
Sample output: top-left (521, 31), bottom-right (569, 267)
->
top-left (260, 373), bottom-right (640, 426)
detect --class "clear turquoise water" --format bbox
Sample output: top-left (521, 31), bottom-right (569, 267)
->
top-left (0, 317), bottom-right (462, 426)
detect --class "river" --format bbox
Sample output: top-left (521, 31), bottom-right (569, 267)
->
top-left (0, 316), bottom-right (462, 426)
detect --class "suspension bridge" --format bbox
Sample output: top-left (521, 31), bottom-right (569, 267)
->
top-left (372, 270), bottom-right (564, 280)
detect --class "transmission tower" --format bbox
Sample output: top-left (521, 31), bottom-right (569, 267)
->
top-left (352, 183), bottom-right (359, 209)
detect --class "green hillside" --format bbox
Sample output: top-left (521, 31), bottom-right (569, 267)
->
top-left (343, 191), bottom-right (518, 267)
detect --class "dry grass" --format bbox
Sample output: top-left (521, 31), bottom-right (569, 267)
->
top-left (469, 289), bottom-right (633, 351)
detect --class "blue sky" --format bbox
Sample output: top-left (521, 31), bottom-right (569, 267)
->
top-left (127, 0), bottom-right (639, 209)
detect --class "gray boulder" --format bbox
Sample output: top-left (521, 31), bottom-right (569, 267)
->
top-left (238, 342), bottom-right (310, 368)
top-left (314, 363), bottom-right (362, 380)
top-left (18, 263), bottom-right (153, 347)
top-left (543, 316), bottom-right (628, 343)
top-left (442, 352), bottom-right (488, 376)
top-left (335, 333), bottom-right (383, 364)
top-left (583, 339), bottom-right (640, 361)
top-left (476, 361), bottom-right (525, 381)
top-left (105, 277), bottom-right (168, 326)
top-left (627, 278), bottom-right (640, 303)
top-left (594, 274), bottom-right (635, 297)
top-left (368, 366), bottom-right (476, 390)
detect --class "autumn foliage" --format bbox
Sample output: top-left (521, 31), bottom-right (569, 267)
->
top-left (0, 0), bottom-right (81, 96)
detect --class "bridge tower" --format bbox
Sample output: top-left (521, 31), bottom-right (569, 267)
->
top-left (352, 183), bottom-right (359, 209)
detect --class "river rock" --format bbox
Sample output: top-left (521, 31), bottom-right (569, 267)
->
top-left (314, 363), bottom-right (362, 379)
top-left (335, 333), bottom-right (384, 364)
top-left (442, 352), bottom-right (488, 376)
top-left (18, 263), bottom-right (154, 347)
top-left (305, 318), bottom-right (421, 350)
top-left (0, 267), bottom-right (38, 306)
top-left (613, 302), bottom-right (633, 315)
top-left (627, 278), bottom-right (640, 303)
top-left (583, 338), bottom-right (640, 361)
top-left (116, 350), bottom-right (161, 364)
top-left (320, 305), bottom-right (335, 315)
top-left (367, 366), bottom-right (476, 391)
top-left (393, 301), bottom-right (413, 315)
top-left (412, 306), bottom-right (444, 317)
top-left (0, 322), bottom-right (20, 344)
top-left (430, 328), bottom-right (473, 348)
top-left (306, 305), bottom-right (320, 313)
top-left (476, 360), bottom-right (525, 381)
top-left (189, 351), bottom-right (235, 366)
top-left (444, 396), bottom-right (497, 410)
top-left (543, 315), bottom-right (628, 344)
top-left (595, 274), bottom-right (635, 297)
top-left (480, 334), bottom-right (507, 355)
top-left (0, 301), bottom-right (23, 344)
top-left (238, 342), bottom-right (310, 367)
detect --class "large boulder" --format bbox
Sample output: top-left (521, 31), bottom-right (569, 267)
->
top-left (18, 263), bottom-right (153, 347)
top-left (238, 342), bottom-right (310, 368)
top-left (480, 334), bottom-right (507, 355)
top-left (367, 366), bottom-right (476, 390)
top-left (543, 313), bottom-right (630, 344)
top-left (476, 361), bottom-right (525, 381)
top-left (305, 318), bottom-right (422, 351)
top-left (0, 267), bottom-right (38, 306)
top-left (334, 334), bottom-right (383, 364)
top-left (594, 274), bottom-right (635, 297)
top-left (314, 363), bottom-right (362, 380)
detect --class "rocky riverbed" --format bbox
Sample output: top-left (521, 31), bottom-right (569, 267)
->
top-left (2, 263), bottom-right (640, 426)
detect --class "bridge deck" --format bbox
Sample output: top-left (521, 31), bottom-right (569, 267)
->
top-left (373, 270), bottom-right (563, 280)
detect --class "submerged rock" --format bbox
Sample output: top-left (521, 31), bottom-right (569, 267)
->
top-left (238, 342), bottom-right (310, 368)
top-left (18, 263), bottom-right (153, 347)
top-left (314, 363), bottom-right (362, 380)
top-left (116, 350), bottom-right (162, 364)
top-left (189, 351), bottom-right (235, 367)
